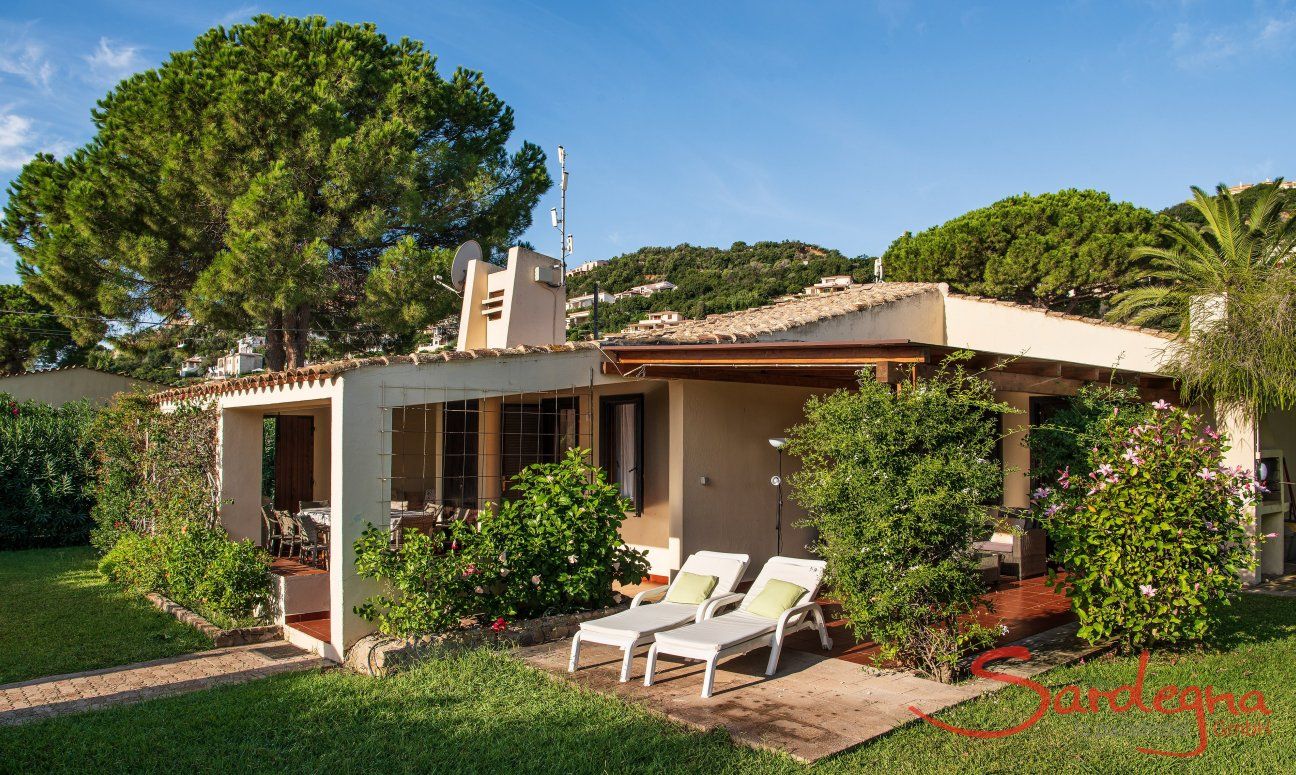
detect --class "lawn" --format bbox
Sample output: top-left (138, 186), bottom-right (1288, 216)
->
top-left (0, 546), bottom-right (211, 685)
top-left (2, 594), bottom-right (1293, 773)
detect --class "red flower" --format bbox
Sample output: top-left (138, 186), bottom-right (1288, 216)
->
top-left (491, 617), bottom-right (507, 633)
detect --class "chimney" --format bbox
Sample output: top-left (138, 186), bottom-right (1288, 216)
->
top-left (456, 246), bottom-right (567, 350)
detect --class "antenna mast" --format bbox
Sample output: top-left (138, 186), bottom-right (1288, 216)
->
top-left (549, 145), bottom-right (571, 286)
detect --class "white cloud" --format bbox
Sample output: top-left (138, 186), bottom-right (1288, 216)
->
top-left (0, 112), bottom-right (36, 170)
top-left (0, 38), bottom-right (54, 90)
top-left (84, 37), bottom-right (143, 85)
top-left (1171, 12), bottom-right (1296, 69)
top-left (0, 111), bottom-right (69, 171)
top-left (218, 5), bottom-right (263, 27)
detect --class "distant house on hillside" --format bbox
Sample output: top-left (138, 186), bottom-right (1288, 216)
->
top-left (1228, 179), bottom-right (1296, 195)
top-left (615, 280), bottom-right (676, 300)
top-left (803, 275), bottom-right (855, 296)
top-left (0, 366), bottom-right (162, 406)
top-left (566, 260), bottom-right (608, 276)
top-left (625, 310), bottom-right (686, 332)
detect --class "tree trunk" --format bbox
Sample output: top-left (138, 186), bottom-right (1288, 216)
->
top-left (264, 310), bottom-right (286, 372)
top-left (282, 304), bottom-right (312, 369)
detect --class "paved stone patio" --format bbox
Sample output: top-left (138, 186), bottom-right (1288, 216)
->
top-left (523, 622), bottom-right (1101, 763)
top-left (0, 642), bottom-right (328, 726)
top-left (1251, 564), bottom-right (1296, 598)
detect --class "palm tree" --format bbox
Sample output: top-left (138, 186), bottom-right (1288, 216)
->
top-left (1109, 182), bottom-right (1296, 416)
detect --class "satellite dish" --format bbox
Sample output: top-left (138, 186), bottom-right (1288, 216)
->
top-left (450, 240), bottom-right (481, 293)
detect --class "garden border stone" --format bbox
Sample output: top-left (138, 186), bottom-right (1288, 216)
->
top-left (345, 600), bottom-right (630, 676)
top-left (146, 593), bottom-right (281, 647)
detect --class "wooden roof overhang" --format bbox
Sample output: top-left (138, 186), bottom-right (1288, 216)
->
top-left (600, 340), bottom-right (1179, 400)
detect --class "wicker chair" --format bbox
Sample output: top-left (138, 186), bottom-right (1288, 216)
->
top-left (261, 506), bottom-right (282, 555)
top-left (297, 514), bottom-right (328, 568)
top-left (275, 510), bottom-right (303, 558)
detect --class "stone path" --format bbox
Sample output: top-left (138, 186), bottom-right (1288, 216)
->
top-left (522, 621), bottom-right (1103, 763)
top-left (0, 642), bottom-right (328, 726)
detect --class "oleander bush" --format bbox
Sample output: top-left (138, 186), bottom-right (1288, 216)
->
top-left (788, 355), bottom-right (1010, 682)
top-left (1033, 400), bottom-right (1264, 652)
top-left (355, 449), bottom-right (650, 637)
top-left (0, 395), bottom-right (98, 549)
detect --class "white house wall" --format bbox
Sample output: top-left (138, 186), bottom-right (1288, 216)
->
top-left (942, 294), bottom-right (1169, 373)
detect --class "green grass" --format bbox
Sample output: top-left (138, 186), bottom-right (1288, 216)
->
top-left (0, 546), bottom-right (211, 684)
top-left (2, 586), bottom-right (1294, 774)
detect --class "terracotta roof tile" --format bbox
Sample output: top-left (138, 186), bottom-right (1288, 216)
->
top-left (606, 282), bottom-right (941, 344)
top-left (152, 342), bottom-right (600, 402)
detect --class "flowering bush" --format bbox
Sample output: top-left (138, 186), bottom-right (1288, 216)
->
top-left (788, 356), bottom-right (1008, 682)
top-left (1034, 401), bottom-right (1264, 652)
top-left (355, 449), bottom-right (650, 637)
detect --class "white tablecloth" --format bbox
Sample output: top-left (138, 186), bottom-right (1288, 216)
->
top-left (298, 507), bottom-right (424, 527)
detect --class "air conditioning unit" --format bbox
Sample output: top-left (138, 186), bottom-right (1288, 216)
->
top-left (533, 263), bottom-right (563, 287)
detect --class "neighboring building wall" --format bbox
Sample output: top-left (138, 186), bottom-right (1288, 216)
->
top-left (0, 367), bottom-right (161, 406)
top-left (669, 380), bottom-right (827, 579)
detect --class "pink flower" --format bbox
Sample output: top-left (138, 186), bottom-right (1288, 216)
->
top-left (499, 568), bottom-right (510, 577)
top-left (473, 586), bottom-right (484, 594)
top-left (1139, 584), bottom-right (1157, 598)
top-left (531, 574), bottom-right (541, 585)
top-left (1096, 463), bottom-right (1113, 477)
top-left (1204, 425), bottom-right (1220, 440)
top-left (462, 563), bottom-right (477, 577)
top-left (491, 617), bottom-right (507, 633)
top-left (1044, 504), bottom-right (1062, 517)
top-left (1152, 399), bottom-right (1171, 411)
top-left (567, 554), bottom-right (579, 564)
top-left (1197, 468), bottom-right (1217, 481)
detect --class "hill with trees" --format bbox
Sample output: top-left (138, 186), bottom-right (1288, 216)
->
top-left (562, 241), bottom-right (873, 338)
top-left (880, 189), bottom-right (1169, 317)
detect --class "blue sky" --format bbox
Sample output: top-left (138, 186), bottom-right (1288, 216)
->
top-left (2, 1), bottom-right (1295, 284)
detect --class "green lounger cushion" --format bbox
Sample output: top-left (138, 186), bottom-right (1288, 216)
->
top-left (664, 571), bottom-right (719, 604)
top-left (745, 579), bottom-right (808, 619)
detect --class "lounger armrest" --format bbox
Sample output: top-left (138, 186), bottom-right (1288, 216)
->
top-left (630, 585), bottom-right (668, 608)
top-left (699, 592), bottom-right (746, 621)
top-left (775, 601), bottom-right (823, 638)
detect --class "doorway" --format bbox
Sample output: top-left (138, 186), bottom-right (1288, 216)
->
top-left (273, 415), bottom-right (315, 512)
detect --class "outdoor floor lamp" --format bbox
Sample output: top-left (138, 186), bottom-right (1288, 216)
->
top-left (769, 437), bottom-right (787, 556)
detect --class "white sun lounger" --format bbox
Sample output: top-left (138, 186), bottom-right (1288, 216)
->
top-left (643, 556), bottom-right (832, 698)
top-left (568, 550), bottom-right (750, 682)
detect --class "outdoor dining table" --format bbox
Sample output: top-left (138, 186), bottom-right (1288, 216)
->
top-left (296, 507), bottom-right (425, 528)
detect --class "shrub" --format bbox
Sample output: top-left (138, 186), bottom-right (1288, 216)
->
top-left (355, 449), bottom-right (650, 637)
top-left (1034, 401), bottom-right (1264, 652)
top-left (89, 391), bottom-right (270, 626)
top-left (0, 395), bottom-right (98, 548)
top-left (788, 356), bottom-right (1010, 681)
top-left (99, 526), bottom-right (271, 627)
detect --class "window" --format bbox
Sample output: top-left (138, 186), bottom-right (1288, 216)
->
top-left (600, 395), bottom-right (644, 514)
top-left (442, 400), bottom-right (479, 508)
top-left (501, 397), bottom-right (580, 497)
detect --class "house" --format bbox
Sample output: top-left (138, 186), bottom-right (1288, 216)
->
top-left (179, 357), bottom-right (206, 378)
top-left (803, 275), bottom-right (855, 296)
top-left (566, 259), bottom-right (608, 276)
top-left (614, 280), bottom-right (677, 300)
top-left (625, 311), bottom-right (686, 332)
top-left (567, 291), bottom-right (617, 312)
top-left (207, 336), bottom-right (267, 379)
top-left (152, 249), bottom-right (1296, 662)
top-left (0, 366), bottom-right (162, 406)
